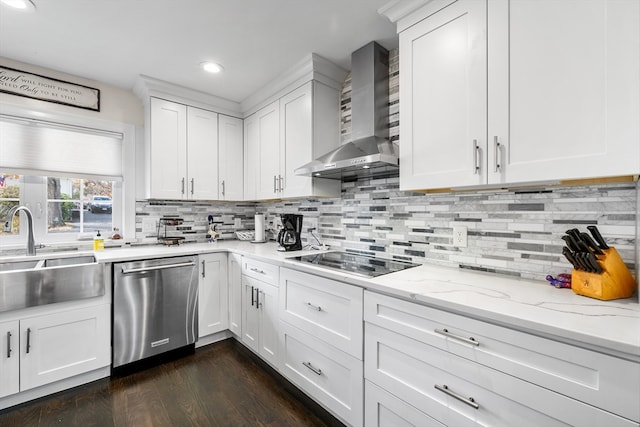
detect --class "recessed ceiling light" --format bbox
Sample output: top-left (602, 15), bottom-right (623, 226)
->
top-left (201, 62), bottom-right (223, 74)
top-left (1, 0), bottom-right (36, 11)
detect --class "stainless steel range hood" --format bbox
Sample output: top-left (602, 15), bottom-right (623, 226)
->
top-left (295, 42), bottom-right (398, 180)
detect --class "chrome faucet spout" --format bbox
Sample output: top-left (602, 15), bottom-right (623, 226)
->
top-left (5, 206), bottom-right (36, 256)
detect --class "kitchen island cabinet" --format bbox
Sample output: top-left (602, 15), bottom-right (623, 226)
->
top-left (198, 253), bottom-right (229, 338)
top-left (394, 0), bottom-right (640, 191)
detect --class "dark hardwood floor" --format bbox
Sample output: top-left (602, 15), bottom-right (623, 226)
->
top-left (0, 339), bottom-right (344, 427)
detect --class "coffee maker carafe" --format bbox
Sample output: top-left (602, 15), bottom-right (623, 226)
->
top-left (277, 214), bottom-right (303, 251)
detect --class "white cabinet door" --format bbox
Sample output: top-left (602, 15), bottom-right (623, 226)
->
top-left (187, 106), bottom-right (219, 200)
top-left (487, 0), bottom-right (640, 184)
top-left (365, 380), bottom-right (445, 427)
top-left (218, 115), bottom-right (244, 200)
top-left (241, 275), bottom-right (261, 354)
top-left (20, 304), bottom-right (110, 392)
top-left (399, 0), bottom-right (487, 191)
top-left (198, 253), bottom-right (228, 338)
top-left (256, 101), bottom-right (281, 200)
top-left (149, 97), bottom-right (187, 199)
top-left (280, 82), bottom-right (313, 198)
top-left (0, 320), bottom-right (19, 398)
top-left (228, 253), bottom-right (242, 336)
top-left (243, 113), bottom-right (258, 200)
top-left (257, 279), bottom-right (279, 367)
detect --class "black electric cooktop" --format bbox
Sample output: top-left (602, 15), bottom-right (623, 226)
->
top-left (292, 252), bottom-right (420, 278)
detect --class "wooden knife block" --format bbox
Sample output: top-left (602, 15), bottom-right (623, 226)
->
top-left (571, 247), bottom-right (636, 300)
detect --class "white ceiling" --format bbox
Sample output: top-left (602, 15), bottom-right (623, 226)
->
top-left (0, 0), bottom-right (399, 103)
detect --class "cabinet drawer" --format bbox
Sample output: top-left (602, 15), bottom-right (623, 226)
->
top-left (242, 257), bottom-right (279, 285)
top-left (280, 268), bottom-right (363, 359)
top-left (364, 291), bottom-right (640, 422)
top-left (366, 323), bottom-right (636, 427)
top-left (280, 322), bottom-right (363, 427)
top-left (365, 380), bottom-right (444, 427)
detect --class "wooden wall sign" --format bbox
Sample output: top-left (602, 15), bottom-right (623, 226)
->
top-left (0, 65), bottom-right (100, 111)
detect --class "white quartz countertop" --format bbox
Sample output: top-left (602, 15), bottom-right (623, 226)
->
top-left (7, 240), bottom-right (638, 358)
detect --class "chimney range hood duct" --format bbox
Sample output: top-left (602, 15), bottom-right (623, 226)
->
top-left (295, 42), bottom-right (398, 180)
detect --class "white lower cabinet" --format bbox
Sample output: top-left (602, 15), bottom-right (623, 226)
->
top-left (365, 380), bottom-right (444, 427)
top-left (227, 253), bottom-right (242, 336)
top-left (281, 322), bottom-right (363, 427)
top-left (241, 275), bottom-right (279, 368)
top-left (0, 320), bottom-right (19, 398)
top-left (2, 304), bottom-right (110, 396)
top-left (364, 291), bottom-right (639, 427)
top-left (198, 253), bottom-right (229, 338)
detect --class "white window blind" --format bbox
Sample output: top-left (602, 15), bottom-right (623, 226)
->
top-left (0, 114), bottom-right (123, 180)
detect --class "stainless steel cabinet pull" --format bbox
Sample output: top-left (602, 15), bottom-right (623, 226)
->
top-left (435, 328), bottom-right (479, 347)
top-left (251, 286), bottom-right (255, 307)
top-left (306, 302), bottom-right (322, 312)
top-left (278, 175), bottom-right (284, 192)
top-left (190, 178), bottom-right (195, 195)
top-left (250, 267), bottom-right (266, 275)
top-left (473, 140), bottom-right (481, 174)
top-left (434, 384), bottom-right (479, 409)
top-left (256, 289), bottom-right (261, 308)
top-left (7, 331), bottom-right (12, 358)
top-left (493, 136), bottom-right (501, 172)
top-left (121, 262), bottom-right (196, 274)
top-left (26, 327), bottom-right (31, 354)
top-left (303, 361), bottom-right (322, 376)
top-left (273, 175), bottom-right (277, 193)
top-left (221, 180), bottom-right (226, 197)
top-left (181, 177), bottom-right (185, 195)
top-left (201, 260), bottom-right (206, 278)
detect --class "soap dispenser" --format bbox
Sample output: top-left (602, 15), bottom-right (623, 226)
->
top-left (93, 230), bottom-right (104, 250)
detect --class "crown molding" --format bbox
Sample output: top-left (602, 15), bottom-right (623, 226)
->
top-left (379, 0), bottom-right (455, 33)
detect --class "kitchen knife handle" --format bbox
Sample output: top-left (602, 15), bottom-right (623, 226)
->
top-left (562, 246), bottom-right (580, 270)
top-left (473, 140), bottom-right (480, 174)
top-left (579, 232), bottom-right (604, 255)
top-left (585, 253), bottom-right (603, 274)
top-left (587, 226), bottom-right (609, 250)
top-left (561, 235), bottom-right (580, 253)
top-left (493, 136), bottom-right (501, 172)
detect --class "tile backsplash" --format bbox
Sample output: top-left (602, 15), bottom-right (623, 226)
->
top-left (135, 180), bottom-right (637, 282)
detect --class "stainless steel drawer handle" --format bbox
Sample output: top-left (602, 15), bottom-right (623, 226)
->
top-left (7, 331), bottom-right (12, 358)
top-left (250, 267), bottom-right (266, 275)
top-left (435, 328), bottom-right (480, 347)
top-left (493, 136), bottom-right (502, 172)
top-left (473, 140), bottom-right (480, 174)
top-left (434, 384), bottom-right (479, 410)
top-left (306, 302), bottom-right (322, 312)
top-left (202, 260), bottom-right (206, 278)
top-left (121, 262), bottom-right (195, 274)
top-left (303, 361), bottom-right (322, 376)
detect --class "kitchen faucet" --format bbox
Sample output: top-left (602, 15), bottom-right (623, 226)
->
top-left (4, 205), bottom-right (36, 256)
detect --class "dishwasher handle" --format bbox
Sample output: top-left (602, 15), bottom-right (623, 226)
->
top-left (121, 261), bottom-right (195, 274)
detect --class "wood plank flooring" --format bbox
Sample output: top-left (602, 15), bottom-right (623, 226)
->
top-left (0, 339), bottom-right (345, 427)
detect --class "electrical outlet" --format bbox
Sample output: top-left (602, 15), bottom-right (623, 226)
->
top-left (234, 217), bottom-right (242, 228)
top-left (453, 226), bottom-right (468, 247)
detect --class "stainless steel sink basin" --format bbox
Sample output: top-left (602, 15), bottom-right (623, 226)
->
top-left (0, 254), bottom-right (104, 313)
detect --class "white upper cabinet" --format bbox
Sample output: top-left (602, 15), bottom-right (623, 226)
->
top-left (218, 114), bottom-right (244, 200)
top-left (399, 0), bottom-right (487, 190)
top-left (487, 0), bottom-right (640, 185)
top-left (395, 0), bottom-right (640, 191)
top-left (244, 81), bottom-right (341, 201)
top-left (148, 97), bottom-right (219, 200)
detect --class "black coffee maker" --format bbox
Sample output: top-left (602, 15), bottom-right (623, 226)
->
top-left (277, 214), bottom-right (303, 251)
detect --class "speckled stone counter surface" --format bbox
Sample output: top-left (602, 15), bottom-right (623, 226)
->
top-left (6, 240), bottom-right (637, 359)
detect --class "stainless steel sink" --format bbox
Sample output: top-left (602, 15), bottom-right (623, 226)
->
top-left (0, 254), bottom-right (104, 313)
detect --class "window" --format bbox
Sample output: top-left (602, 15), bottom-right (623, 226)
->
top-left (0, 173), bottom-right (20, 232)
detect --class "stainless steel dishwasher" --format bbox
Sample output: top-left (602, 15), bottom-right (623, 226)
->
top-left (112, 255), bottom-right (198, 367)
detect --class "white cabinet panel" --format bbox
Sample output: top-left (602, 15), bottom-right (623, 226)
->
top-left (186, 107), bottom-right (219, 200)
top-left (218, 115), bottom-right (243, 200)
top-left (281, 322), bottom-right (363, 427)
top-left (279, 268), bottom-right (363, 359)
top-left (198, 253), bottom-right (228, 338)
top-left (487, 0), bottom-right (640, 184)
top-left (0, 320), bottom-right (19, 398)
top-left (241, 274), bottom-right (279, 368)
top-left (255, 101), bottom-right (281, 200)
top-left (228, 253), bottom-right (242, 336)
top-left (399, 0), bottom-right (487, 190)
top-left (365, 380), bottom-right (444, 427)
top-left (20, 304), bottom-right (110, 392)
